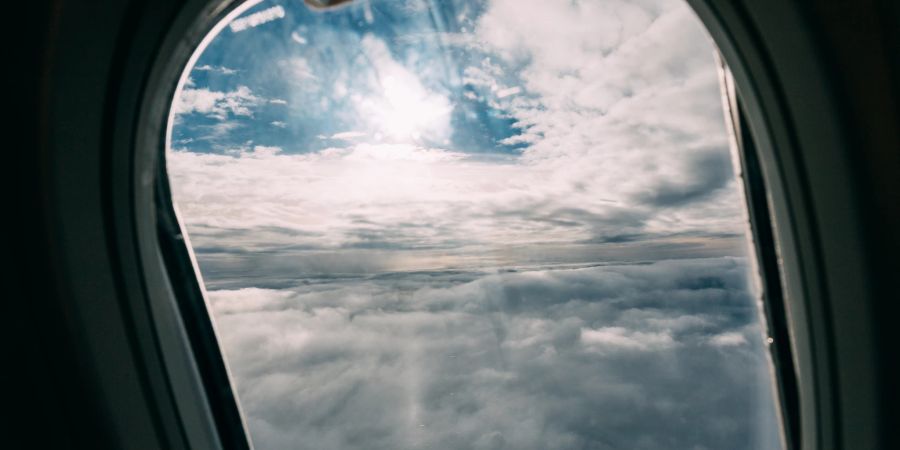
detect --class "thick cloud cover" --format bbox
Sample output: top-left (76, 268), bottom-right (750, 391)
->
top-left (210, 258), bottom-right (780, 449)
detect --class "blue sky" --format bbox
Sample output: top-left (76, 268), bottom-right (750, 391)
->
top-left (167, 0), bottom-right (782, 448)
top-left (173, 0), bottom-right (523, 155)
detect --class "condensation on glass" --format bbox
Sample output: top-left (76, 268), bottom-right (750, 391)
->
top-left (166, 0), bottom-right (784, 448)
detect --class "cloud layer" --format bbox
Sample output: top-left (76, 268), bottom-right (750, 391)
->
top-left (210, 258), bottom-right (780, 450)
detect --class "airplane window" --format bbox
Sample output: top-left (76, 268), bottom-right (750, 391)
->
top-left (166, 0), bottom-right (784, 448)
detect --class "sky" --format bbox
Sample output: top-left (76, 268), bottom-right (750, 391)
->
top-left (167, 0), bottom-right (783, 448)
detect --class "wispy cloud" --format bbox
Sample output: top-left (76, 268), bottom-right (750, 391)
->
top-left (194, 64), bottom-right (238, 75)
top-left (351, 35), bottom-right (453, 142)
top-left (173, 85), bottom-right (263, 119)
top-left (168, 135), bottom-right (743, 262)
top-left (330, 131), bottom-right (367, 141)
top-left (229, 5), bottom-right (286, 33)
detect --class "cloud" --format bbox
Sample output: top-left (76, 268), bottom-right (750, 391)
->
top-left (495, 86), bottom-right (521, 98)
top-left (710, 331), bottom-right (749, 347)
top-left (290, 31), bottom-right (307, 45)
top-left (472, 0), bottom-right (738, 217)
top-left (173, 85), bottom-right (263, 119)
top-left (634, 149), bottom-right (735, 208)
top-left (352, 35), bottom-right (453, 142)
top-left (194, 64), bottom-right (238, 75)
top-left (330, 131), bottom-right (367, 141)
top-left (208, 258), bottom-right (780, 450)
top-left (281, 57), bottom-right (316, 81)
top-left (229, 5), bottom-right (286, 33)
top-left (244, 145), bottom-right (282, 157)
top-left (168, 142), bottom-right (746, 268)
top-left (581, 326), bottom-right (676, 352)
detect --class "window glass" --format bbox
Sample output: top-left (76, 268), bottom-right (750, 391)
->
top-left (168, 0), bottom-right (783, 448)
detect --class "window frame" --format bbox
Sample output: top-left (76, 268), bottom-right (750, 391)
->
top-left (126, 0), bottom-right (884, 449)
top-left (133, 1), bottom-right (259, 449)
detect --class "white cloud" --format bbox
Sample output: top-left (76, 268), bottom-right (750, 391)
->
top-left (710, 331), bottom-right (749, 347)
top-left (581, 326), bottom-right (676, 351)
top-left (173, 85), bottom-right (262, 119)
top-left (282, 57), bottom-right (316, 81)
top-left (352, 35), bottom-right (453, 142)
top-left (244, 145), bottom-right (282, 157)
top-left (168, 142), bottom-right (632, 253)
top-left (330, 131), bottom-right (367, 140)
top-left (168, 137), bottom-right (742, 263)
top-left (290, 31), bottom-right (307, 45)
top-left (229, 5), bottom-right (285, 33)
top-left (208, 287), bottom-right (293, 315)
top-left (194, 64), bottom-right (238, 75)
top-left (473, 0), bottom-right (737, 223)
top-left (495, 86), bottom-right (521, 98)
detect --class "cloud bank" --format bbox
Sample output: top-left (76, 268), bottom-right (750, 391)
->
top-left (210, 258), bottom-right (780, 450)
